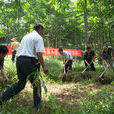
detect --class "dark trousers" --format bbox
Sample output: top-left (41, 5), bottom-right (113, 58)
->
top-left (85, 61), bottom-right (95, 71)
top-left (36, 63), bottom-right (40, 72)
top-left (12, 50), bottom-right (16, 62)
top-left (2, 56), bottom-right (41, 108)
top-left (65, 60), bottom-right (73, 73)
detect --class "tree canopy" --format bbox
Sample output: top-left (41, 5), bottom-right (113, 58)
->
top-left (0, 0), bottom-right (114, 49)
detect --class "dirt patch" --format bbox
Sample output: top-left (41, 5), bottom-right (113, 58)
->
top-left (20, 81), bottom-right (107, 108)
top-left (46, 82), bottom-right (105, 108)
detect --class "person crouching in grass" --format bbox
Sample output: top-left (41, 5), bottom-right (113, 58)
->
top-left (0, 45), bottom-right (9, 82)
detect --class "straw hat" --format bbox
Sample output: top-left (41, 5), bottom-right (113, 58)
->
top-left (11, 38), bottom-right (16, 41)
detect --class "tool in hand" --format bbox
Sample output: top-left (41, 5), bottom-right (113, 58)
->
top-left (81, 61), bottom-right (93, 75)
top-left (62, 65), bottom-right (67, 82)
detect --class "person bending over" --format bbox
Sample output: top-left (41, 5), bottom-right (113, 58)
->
top-left (0, 45), bottom-right (9, 82)
top-left (83, 47), bottom-right (96, 71)
top-left (58, 48), bottom-right (73, 73)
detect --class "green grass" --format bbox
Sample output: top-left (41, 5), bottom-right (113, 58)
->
top-left (0, 56), bottom-right (114, 114)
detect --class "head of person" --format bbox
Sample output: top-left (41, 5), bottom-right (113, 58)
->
top-left (34, 23), bottom-right (44, 36)
top-left (0, 46), bottom-right (8, 60)
top-left (103, 46), bottom-right (108, 52)
top-left (58, 48), bottom-right (63, 55)
top-left (87, 47), bottom-right (91, 53)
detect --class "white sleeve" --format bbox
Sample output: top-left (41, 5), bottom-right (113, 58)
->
top-left (34, 38), bottom-right (45, 53)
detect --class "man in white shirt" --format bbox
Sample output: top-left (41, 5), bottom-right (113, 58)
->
top-left (0, 23), bottom-right (48, 109)
top-left (58, 48), bottom-right (73, 73)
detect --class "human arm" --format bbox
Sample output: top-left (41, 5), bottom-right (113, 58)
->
top-left (64, 58), bottom-right (69, 65)
top-left (84, 60), bottom-right (90, 66)
top-left (63, 51), bottom-right (71, 65)
top-left (103, 59), bottom-right (109, 68)
top-left (34, 35), bottom-right (48, 74)
top-left (0, 67), bottom-right (9, 81)
top-left (37, 52), bottom-right (48, 74)
top-left (62, 56), bottom-right (65, 64)
top-left (84, 52), bottom-right (90, 66)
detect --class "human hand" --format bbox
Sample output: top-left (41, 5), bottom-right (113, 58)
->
top-left (43, 66), bottom-right (48, 74)
top-left (63, 63), bottom-right (66, 68)
top-left (87, 63), bottom-right (90, 66)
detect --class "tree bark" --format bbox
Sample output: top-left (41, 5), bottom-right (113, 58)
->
top-left (83, 0), bottom-right (88, 49)
top-left (6, 24), bottom-right (9, 45)
top-left (99, 0), bottom-right (104, 48)
top-left (109, 23), bottom-right (112, 46)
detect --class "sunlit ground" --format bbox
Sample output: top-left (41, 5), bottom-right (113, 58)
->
top-left (0, 55), bottom-right (113, 113)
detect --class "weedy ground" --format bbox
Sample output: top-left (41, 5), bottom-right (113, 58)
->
top-left (0, 56), bottom-right (114, 114)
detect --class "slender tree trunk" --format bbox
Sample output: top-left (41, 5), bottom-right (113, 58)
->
top-left (5, 5), bottom-right (10, 45)
top-left (83, 0), bottom-right (88, 49)
top-left (6, 23), bottom-right (9, 45)
top-left (109, 23), bottom-right (112, 46)
top-left (99, 0), bottom-right (104, 48)
top-left (28, 14), bottom-right (31, 33)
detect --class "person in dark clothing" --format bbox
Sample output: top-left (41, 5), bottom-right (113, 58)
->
top-left (101, 45), bottom-right (113, 70)
top-left (84, 47), bottom-right (96, 71)
top-left (101, 46), bottom-right (112, 60)
top-left (0, 46), bottom-right (9, 82)
top-left (34, 59), bottom-right (40, 72)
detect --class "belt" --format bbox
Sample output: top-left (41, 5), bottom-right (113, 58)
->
top-left (17, 56), bottom-right (36, 59)
top-left (17, 56), bottom-right (40, 64)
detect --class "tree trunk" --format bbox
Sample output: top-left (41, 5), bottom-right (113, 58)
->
top-left (83, 0), bottom-right (88, 49)
top-left (109, 23), bottom-right (112, 46)
top-left (99, 0), bottom-right (104, 48)
top-left (6, 24), bottom-right (9, 45)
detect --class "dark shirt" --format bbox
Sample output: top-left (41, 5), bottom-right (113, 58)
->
top-left (84, 50), bottom-right (95, 62)
top-left (101, 49), bottom-right (112, 60)
top-left (0, 59), bottom-right (4, 68)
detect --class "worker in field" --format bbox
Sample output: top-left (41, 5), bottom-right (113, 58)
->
top-left (11, 38), bottom-right (19, 62)
top-left (0, 46), bottom-right (9, 82)
top-left (58, 48), bottom-right (73, 73)
top-left (0, 23), bottom-right (48, 108)
top-left (83, 47), bottom-right (96, 71)
top-left (101, 45), bottom-right (114, 70)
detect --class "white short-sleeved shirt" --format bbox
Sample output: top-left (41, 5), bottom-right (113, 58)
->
top-left (16, 30), bottom-right (45, 59)
top-left (61, 51), bottom-right (73, 60)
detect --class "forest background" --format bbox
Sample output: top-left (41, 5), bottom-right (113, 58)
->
top-left (0, 0), bottom-right (114, 50)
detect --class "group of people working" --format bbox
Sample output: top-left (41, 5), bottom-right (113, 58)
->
top-left (0, 23), bottom-right (114, 109)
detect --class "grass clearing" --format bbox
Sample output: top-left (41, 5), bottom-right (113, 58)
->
top-left (0, 56), bottom-right (114, 113)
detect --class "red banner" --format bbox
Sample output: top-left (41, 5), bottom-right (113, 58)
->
top-left (44, 48), bottom-right (82, 56)
top-left (7, 46), bottom-right (82, 56)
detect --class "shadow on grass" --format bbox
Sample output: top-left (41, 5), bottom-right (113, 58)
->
top-left (0, 90), bottom-right (79, 114)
